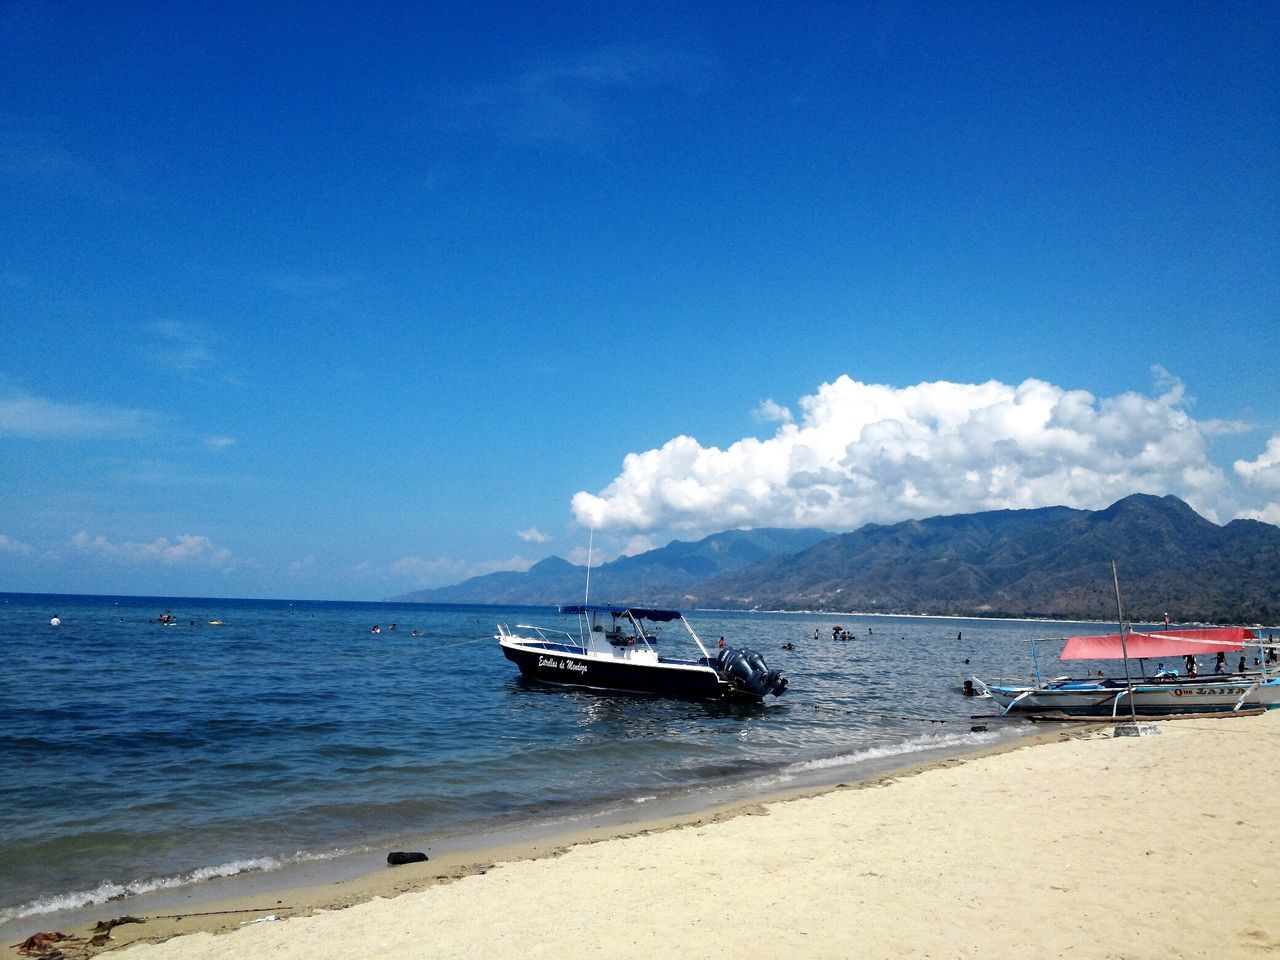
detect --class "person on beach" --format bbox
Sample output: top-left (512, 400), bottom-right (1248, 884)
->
top-left (1239, 655), bottom-right (1247, 673)
top-left (1215, 652), bottom-right (1227, 674)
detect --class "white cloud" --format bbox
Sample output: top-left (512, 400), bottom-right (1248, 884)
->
top-left (0, 388), bottom-right (156, 438)
top-left (288, 555), bottom-right (316, 574)
top-left (1235, 503), bottom-right (1280, 526)
top-left (0, 533), bottom-right (33, 556)
top-left (572, 372), bottom-right (1238, 536)
top-left (621, 534), bottom-right (658, 556)
top-left (383, 553), bottom-right (535, 587)
top-left (461, 43), bottom-right (714, 153)
top-left (147, 321), bottom-right (213, 372)
top-left (1235, 435), bottom-right (1280, 492)
top-left (517, 527), bottom-right (552, 544)
top-left (71, 531), bottom-right (232, 567)
top-left (565, 545), bottom-right (606, 567)
top-left (753, 399), bottom-right (793, 424)
top-left (204, 435), bottom-right (236, 451)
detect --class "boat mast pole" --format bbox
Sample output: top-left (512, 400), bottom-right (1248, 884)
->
top-left (581, 527), bottom-right (594, 648)
top-left (1111, 560), bottom-right (1139, 725)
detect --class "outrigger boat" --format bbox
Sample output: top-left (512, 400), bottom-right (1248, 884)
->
top-left (497, 604), bottom-right (788, 700)
top-left (973, 626), bottom-right (1280, 718)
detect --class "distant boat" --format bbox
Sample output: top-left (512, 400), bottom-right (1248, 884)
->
top-left (497, 604), bottom-right (788, 701)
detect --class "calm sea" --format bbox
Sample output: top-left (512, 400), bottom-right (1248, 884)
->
top-left (1, 592), bottom-right (1105, 935)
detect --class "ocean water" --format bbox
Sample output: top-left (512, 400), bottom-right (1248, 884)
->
top-left (0, 592), bottom-right (1090, 934)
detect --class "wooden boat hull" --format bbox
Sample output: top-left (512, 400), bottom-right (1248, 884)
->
top-left (978, 676), bottom-right (1280, 717)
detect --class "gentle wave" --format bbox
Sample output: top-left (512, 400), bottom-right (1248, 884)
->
top-left (0, 849), bottom-right (354, 924)
top-left (781, 729), bottom-right (1002, 775)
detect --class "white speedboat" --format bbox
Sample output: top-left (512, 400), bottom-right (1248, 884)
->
top-left (497, 604), bottom-right (788, 700)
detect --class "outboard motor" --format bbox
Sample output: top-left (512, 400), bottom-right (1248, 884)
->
top-left (715, 646), bottom-right (788, 698)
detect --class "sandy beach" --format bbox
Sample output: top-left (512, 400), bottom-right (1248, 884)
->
top-left (10, 712), bottom-right (1278, 960)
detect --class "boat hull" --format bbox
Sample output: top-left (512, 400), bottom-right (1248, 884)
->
top-left (500, 639), bottom-right (737, 699)
top-left (978, 676), bottom-right (1280, 717)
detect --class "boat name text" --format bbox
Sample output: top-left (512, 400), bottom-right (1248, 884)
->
top-left (538, 656), bottom-right (588, 674)
top-left (1171, 686), bottom-right (1245, 697)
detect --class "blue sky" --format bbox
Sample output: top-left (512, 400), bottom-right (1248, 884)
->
top-left (2, 1), bottom-right (1278, 600)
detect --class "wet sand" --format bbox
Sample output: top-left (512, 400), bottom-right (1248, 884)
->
top-left (11, 714), bottom-right (1280, 960)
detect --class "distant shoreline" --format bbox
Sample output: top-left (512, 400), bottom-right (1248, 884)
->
top-left (8, 591), bottom-right (1271, 629)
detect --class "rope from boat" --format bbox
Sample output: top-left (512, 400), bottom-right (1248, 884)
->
top-left (415, 636), bottom-right (497, 651)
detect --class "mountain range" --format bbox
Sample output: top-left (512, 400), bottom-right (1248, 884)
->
top-left (392, 494), bottom-right (1280, 623)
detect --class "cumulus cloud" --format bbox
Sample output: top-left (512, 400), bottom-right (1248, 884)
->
top-left (517, 527), bottom-right (552, 544)
top-left (572, 372), bottom-right (1238, 536)
top-left (71, 531), bottom-right (233, 567)
top-left (1235, 435), bottom-right (1280, 492)
top-left (753, 399), bottom-right (793, 424)
top-left (0, 387), bottom-right (156, 438)
top-left (0, 533), bottom-right (33, 556)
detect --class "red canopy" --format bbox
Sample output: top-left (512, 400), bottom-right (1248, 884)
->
top-left (1059, 627), bottom-right (1257, 661)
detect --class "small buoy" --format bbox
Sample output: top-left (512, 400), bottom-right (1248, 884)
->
top-left (387, 851), bottom-right (428, 866)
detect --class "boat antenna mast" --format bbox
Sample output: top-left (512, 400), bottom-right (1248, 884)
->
top-left (1111, 559), bottom-right (1140, 726)
top-left (580, 526), bottom-right (595, 647)
top-left (584, 526), bottom-right (594, 608)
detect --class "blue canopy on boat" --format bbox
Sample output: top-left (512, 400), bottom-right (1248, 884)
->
top-left (559, 604), bottom-right (683, 622)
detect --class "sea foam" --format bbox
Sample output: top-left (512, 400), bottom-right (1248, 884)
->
top-left (0, 849), bottom-right (350, 924)
top-left (781, 728), bottom-right (1001, 776)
